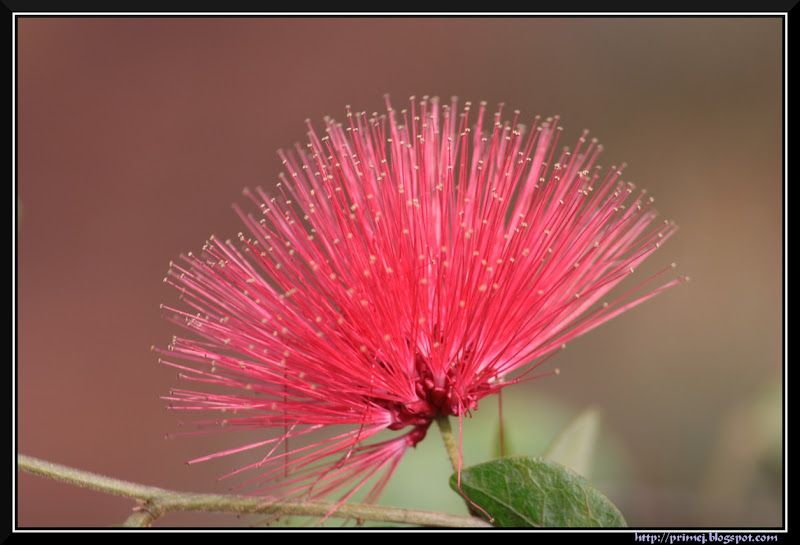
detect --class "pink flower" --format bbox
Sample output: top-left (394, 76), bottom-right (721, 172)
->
top-left (159, 96), bottom-right (683, 511)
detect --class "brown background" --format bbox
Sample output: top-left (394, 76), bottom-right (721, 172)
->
top-left (16, 17), bottom-right (784, 528)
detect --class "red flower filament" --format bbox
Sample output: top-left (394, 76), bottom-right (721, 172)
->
top-left (159, 96), bottom-right (684, 513)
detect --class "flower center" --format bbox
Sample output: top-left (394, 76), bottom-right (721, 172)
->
top-left (384, 353), bottom-right (480, 432)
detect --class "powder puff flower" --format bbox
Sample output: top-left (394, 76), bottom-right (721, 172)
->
top-left (159, 95), bottom-right (683, 513)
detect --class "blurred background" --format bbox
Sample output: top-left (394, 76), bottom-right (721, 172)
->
top-left (15, 16), bottom-right (784, 528)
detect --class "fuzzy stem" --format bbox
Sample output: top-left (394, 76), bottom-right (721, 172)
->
top-left (435, 414), bottom-right (461, 474)
top-left (121, 503), bottom-right (161, 527)
top-left (435, 415), bottom-right (490, 521)
top-left (17, 454), bottom-right (491, 527)
top-left (498, 389), bottom-right (506, 458)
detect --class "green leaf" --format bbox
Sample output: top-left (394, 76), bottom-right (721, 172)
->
top-left (544, 408), bottom-right (601, 479)
top-left (449, 456), bottom-right (626, 527)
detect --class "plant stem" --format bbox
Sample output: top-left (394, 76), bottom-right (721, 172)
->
top-left (435, 414), bottom-right (461, 474)
top-left (17, 454), bottom-right (491, 527)
top-left (435, 415), bottom-right (493, 523)
top-left (121, 504), bottom-right (161, 527)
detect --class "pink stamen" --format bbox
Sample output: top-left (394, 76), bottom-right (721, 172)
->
top-left (161, 96), bottom-right (682, 520)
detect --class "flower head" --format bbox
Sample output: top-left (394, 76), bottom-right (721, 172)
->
top-left (160, 96), bottom-right (683, 510)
